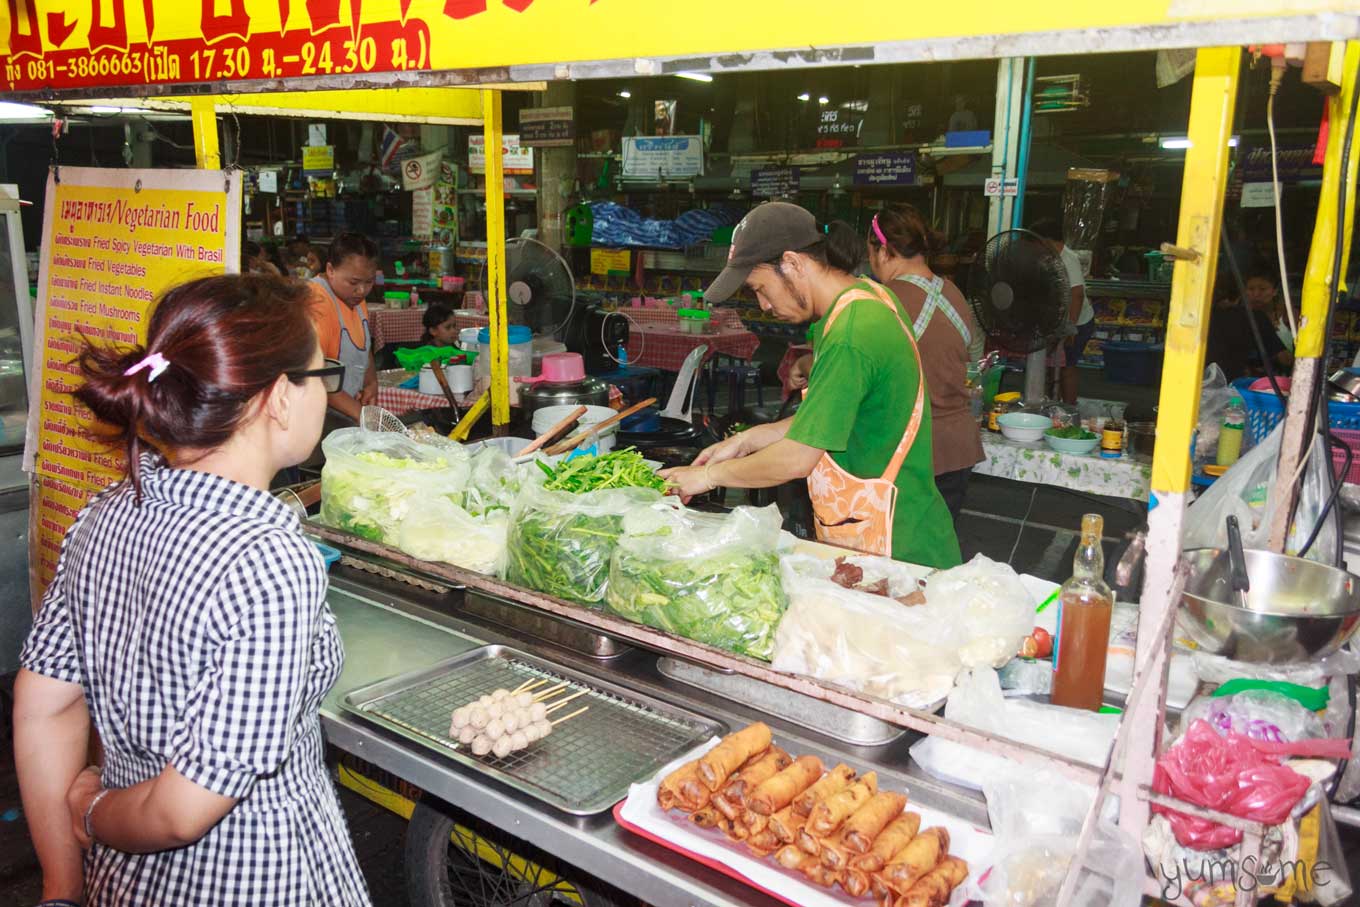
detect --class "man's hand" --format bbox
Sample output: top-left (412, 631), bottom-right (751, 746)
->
top-left (787, 353), bottom-right (814, 391)
top-left (66, 766), bottom-right (102, 849)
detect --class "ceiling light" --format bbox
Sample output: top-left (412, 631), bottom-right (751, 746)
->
top-left (797, 93), bottom-right (811, 102)
top-left (818, 96), bottom-right (830, 105)
top-left (676, 72), bottom-right (713, 83)
top-left (618, 90), bottom-right (631, 99)
top-left (0, 101), bottom-right (52, 121)
top-left (89, 105), bottom-right (125, 114)
top-left (1159, 135), bottom-right (1239, 150)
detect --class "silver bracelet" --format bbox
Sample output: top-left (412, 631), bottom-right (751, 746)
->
top-left (83, 787), bottom-right (111, 842)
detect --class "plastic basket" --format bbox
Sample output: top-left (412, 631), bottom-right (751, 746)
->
top-left (1232, 377), bottom-right (1360, 449)
top-left (1331, 429), bottom-right (1360, 485)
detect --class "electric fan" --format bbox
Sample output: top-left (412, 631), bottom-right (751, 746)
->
top-left (478, 237), bottom-right (577, 337)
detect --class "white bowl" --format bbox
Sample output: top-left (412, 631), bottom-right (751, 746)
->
top-left (420, 363), bottom-right (473, 395)
top-left (997, 412), bottom-right (1051, 443)
top-left (532, 404), bottom-right (619, 453)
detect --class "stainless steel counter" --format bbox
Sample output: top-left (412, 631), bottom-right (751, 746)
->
top-left (320, 567), bottom-right (989, 907)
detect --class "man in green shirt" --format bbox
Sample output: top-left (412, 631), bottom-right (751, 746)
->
top-left (660, 203), bottom-right (960, 568)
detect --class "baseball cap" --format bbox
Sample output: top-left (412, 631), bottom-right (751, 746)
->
top-left (704, 203), bottom-right (822, 304)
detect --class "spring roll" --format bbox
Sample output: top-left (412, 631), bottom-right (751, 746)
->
top-left (894, 857), bottom-right (968, 907)
top-left (801, 857), bottom-right (841, 889)
top-left (807, 772), bottom-right (877, 838)
top-left (698, 723), bottom-right (773, 790)
top-left (870, 875), bottom-right (892, 902)
top-left (679, 776), bottom-right (714, 812)
top-left (793, 763), bottom-right (857, 816)
top-left (852, 812), bottom-right (922, 873)
top-left (819, 829), bottom-right (856, 871)
top-left (775, 844), bottom-right (808, 870)
top-left (747, 828), bottom-right (781, 854)
top-left (658, 760), bottom-right (701, 811)
top-left (743, 810), bottom-right (770, 835)
top-left (797, 825), bottom-right (822, 857)
top-left (882, 827), bottom-right (950, 893)
top-left (843, 791), bottom-right (909, 854)
top-left (712, 792), bottom-right (744, 822)
top-left (722, 747), bottom-right (792, 805)
top-left (768, 803), bottom-right (807, 844)
top-left (840, 869), bottom-right (873, 899)
top-left (690, 807), bottom-right (723, 829)
top-left (748, 754), bottom-right (823, 816)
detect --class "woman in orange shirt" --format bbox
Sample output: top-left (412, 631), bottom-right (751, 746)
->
top-left (307, 232), bottom-right (380, 422)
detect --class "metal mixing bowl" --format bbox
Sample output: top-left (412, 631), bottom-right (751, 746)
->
top-left (1180, 547), bottom-right (1360, 664)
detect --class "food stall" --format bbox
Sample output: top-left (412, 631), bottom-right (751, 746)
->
top-left (9, 4), bottom-right (1360, 907)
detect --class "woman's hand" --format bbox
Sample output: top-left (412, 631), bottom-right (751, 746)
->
top-left (358, 381), bottom-right (378, 407)
top-left (692, 433), bottom-right (748, 468)
top-left (66, 766), bottom-right (103, 849)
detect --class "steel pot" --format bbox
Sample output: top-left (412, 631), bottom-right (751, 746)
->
top-left (516, 376), bottom-right (609, 419)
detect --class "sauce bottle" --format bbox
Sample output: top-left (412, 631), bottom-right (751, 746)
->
top-left (1052, 513), bottom-right (1114, 711)
top-left (1216, 396), bottom-right (1245, 467)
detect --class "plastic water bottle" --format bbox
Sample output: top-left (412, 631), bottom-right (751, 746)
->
top-left (1217, 397), bottom-right (1245, 467)
top-left (617, 343), bottom-right (628, 368)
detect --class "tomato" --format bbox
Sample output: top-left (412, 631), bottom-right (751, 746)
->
top-left (1018, 635), bottom-right (1039, 658)
top-left (1031, 627), bottom-right (1053, 659)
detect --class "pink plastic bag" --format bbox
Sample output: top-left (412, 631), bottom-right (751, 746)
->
top-left (1152, 719), bottom-right (1311, 849)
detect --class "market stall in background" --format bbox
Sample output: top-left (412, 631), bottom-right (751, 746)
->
top-left (5, 3), bottom-right (1360, 907)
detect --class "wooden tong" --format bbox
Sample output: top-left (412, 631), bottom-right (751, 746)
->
top-left (515, 405), bottom-right (587, 460)
top-left (544, 398), bottom-right (656, 456)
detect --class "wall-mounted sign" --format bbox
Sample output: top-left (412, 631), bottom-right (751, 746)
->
top-left (520, 106), bottom-right (575, 148)
top-left (301, 144), bottom-right (334, 174)
top-left (984, 177), bottom-right (1019, 198)
top-left (590, 248), bottom-right (630, 275)
top-left (468, 134), bottom-right (534, 175)
top-left (814, 108), bottom-right (862, 149)
top-left (621, 136), bottom-right (704, 181)
top-left (751, 167), bottom-right (800, 198)
top-left (854, 152), bottom-right (916, 187)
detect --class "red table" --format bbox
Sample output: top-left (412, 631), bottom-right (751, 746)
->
top-left (368, 306), bottom-right (490, 350)
top-left (776, 343), bottom-right (813, 399)
top-left (617, 308), bottom-right (760, 372)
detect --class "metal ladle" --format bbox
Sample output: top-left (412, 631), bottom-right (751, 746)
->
top-left (1225, 514), bottom-right (1251, 611)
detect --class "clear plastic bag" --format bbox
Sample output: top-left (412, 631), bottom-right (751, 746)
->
top-left (396, 497), bottom-right (508, 576)
top-left (320, 427), bottom-right (470, 544)
top-left (910, 668), bottom-right (1120, 791)
top-left (1152, 719), bottom-right (1312, 849)
top-left (772, 554), bottom-right (961, 708)
top-left (919, 555), bottom-right (1035, 668)
top-left (1180, 690), bottom-right (1327, 745)
top-left (605, 505), bottom-right (787, 660)
top-left (463, 445), bottom-right (528, 517)
top-left (979, 767), bottom-right (1143, 907)
top-left (504, 481), bottom-right (662, 605)
top-left (1182, 421), bottom-right (1339, 562)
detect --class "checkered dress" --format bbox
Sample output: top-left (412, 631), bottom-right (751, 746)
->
top-left (21, 456), bottom-right (371, 907)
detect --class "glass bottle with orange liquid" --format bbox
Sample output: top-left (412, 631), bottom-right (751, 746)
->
top-left (1051, 513), bottom-right (1114, 711)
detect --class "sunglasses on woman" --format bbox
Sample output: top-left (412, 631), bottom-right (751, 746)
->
top-left (288, 358), bottom-right (346, 393)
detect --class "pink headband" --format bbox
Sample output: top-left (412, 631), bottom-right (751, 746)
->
top-left (124, 352), bottom-right (170, 382)
top-left (871, 214), bottom-right (888, 248)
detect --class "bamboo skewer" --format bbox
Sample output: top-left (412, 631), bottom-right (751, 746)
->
top-left (544, 690), bottom-right (588, 713)
top-left (532, 682), bottom-right (569, 702)
top-left (511, 678), bottom-right (549, 695)
top-left (551, 706), bottom-right (589, 725)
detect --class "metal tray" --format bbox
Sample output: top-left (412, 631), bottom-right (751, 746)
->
top-left (657, 657), bottom-right (909, 747)
top-left (462, 588), bottom-right (631, 659)
top-left (342, 645), bottom-right (724, 814)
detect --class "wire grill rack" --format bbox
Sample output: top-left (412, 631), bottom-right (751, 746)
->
top-left (342, 645), bottom-right (724, 814)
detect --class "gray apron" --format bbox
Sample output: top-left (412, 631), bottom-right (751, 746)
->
top-left (312, 276), bottom-right (371, 397)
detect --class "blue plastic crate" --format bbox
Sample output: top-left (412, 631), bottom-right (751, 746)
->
top-left (1232, 376), bottom-right (1360, 448)
top-left (313, 540), bottom-right (342, 571)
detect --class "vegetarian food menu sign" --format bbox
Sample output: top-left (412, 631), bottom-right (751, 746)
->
top-left (24, 167), bottom-right (241, 590)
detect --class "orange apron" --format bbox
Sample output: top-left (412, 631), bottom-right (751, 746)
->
top-left (806, 281), bottom-right (926, 557)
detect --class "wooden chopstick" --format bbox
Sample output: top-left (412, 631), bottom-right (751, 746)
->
top-left (516, 405), bottom-right (587, 458)
top-left (544, 397), bottom-right (657, 456)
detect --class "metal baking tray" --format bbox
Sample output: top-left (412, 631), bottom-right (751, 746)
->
top-left (462, 588), bottom-right (631, 659)
top-left (656, 657), bottom-right (908, 747)
top-left (342, 645), bottom-right (724, 814)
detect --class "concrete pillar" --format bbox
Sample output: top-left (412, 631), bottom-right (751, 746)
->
top-left (536, 81), bottom-right (577, 252)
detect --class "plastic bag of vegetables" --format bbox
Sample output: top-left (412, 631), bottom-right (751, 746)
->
top-left (396, 497), bottom-right (508, 576)
top-left (503, 451), bottom-right (666, 604)
top-left (320, 427), bottom-right (470, 544)
top-left (606, 504), bottom-right (787, 660)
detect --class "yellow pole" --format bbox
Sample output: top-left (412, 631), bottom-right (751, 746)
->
top-left (188, 97), bottom-right (221, 169)
top-left (482, 89), bottom-right (510, 429)
top-left (1118, 46), bottom-right (1241, 836)
top-left (1267, 42), bottom-right (1358, 550)
top-left (1297, 42), bottom-right (1359, 360)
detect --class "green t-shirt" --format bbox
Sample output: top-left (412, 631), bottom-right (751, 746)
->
top-left (786, 281), bottom-right (962, 569)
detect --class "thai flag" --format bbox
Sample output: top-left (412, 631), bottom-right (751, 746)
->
top-left (379, 126), bottom-right (405, 168)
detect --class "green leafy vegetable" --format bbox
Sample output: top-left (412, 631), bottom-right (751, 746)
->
top-left (1046, 426), bottom-right (1096, 440)
top-left (536, 448), bottom-right (668, 494)
top-left (606, 548), bottom-right (786, 660)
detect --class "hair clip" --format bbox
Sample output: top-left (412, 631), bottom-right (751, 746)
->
top-left (124, 352), bottom-right (170, 382)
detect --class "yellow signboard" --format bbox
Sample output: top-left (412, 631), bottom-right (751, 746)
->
top-left (1, 1), bottom-right (1352, 96)
top-left (590, 248), bottom-right (630, 276)
top-left (302, 144), bottom-right (335, 173)
top-left (26, 166), bottom-right (241, 585)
